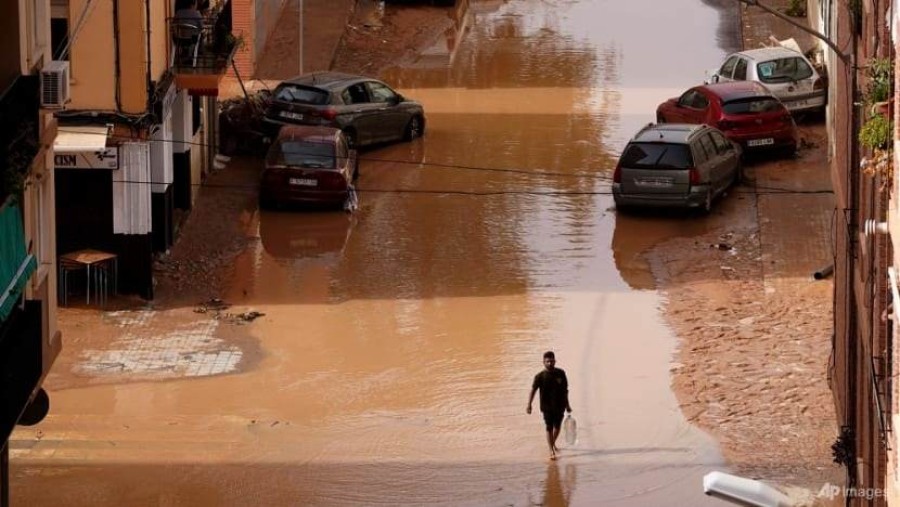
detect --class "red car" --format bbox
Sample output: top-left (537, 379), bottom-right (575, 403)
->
top-left (260, 126), bottom-right (359, 210)
top-left (656, 81), bottom-right (798, 154)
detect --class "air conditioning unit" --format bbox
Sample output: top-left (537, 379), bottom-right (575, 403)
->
top-left (40, 60), bottom-right (70, 109)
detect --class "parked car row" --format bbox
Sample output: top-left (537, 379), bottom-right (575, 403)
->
top-left (614, 45), bottom-right (825, 213)
top-left (259, 72), bottom-right (426, 210)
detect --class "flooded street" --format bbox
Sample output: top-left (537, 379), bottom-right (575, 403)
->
top-left (12, 0), bottom-right (754, 505)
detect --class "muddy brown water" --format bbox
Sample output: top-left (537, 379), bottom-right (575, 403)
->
top-left (13, 1), bottom-right (750, 505)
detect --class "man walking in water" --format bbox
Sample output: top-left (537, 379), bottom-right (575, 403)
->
top-left (527, 351), bottom-right (572, 460)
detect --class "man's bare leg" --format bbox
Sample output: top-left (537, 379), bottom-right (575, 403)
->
top-left (551, 426), bottom-right (561, 453)
top-left (546, 430), bottom-right (557, 460)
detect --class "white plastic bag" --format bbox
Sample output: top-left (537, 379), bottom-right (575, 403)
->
top-left (563, 414), bottom-right (577, 445)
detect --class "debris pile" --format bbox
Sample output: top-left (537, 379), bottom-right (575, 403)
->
top-left (193, 298), bottom-right (265, 325)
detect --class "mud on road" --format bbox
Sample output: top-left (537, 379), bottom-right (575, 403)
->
top-left (648, 121), bottom-right (842, 490)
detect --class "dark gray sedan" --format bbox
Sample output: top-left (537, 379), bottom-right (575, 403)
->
top-left (263, 72), bottom-right (426, 148)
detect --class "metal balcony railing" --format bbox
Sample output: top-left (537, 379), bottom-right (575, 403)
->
top-left (169, 1), bottom-right (235, 75)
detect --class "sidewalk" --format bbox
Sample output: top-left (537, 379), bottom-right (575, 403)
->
top-left (741, 2), bottom-right (835, 291)
top-left (220, 0), bottom-right (356, 98)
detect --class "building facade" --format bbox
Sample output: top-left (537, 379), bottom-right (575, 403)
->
top-left (883, 1), bottom-right (900, 505)
top-left (812, 0), bottom-right (896, 504)
top-left (231, 0), bottom-right (287, 78)
top-left (0, 0), bottom-right (61, 504)
top-left (50, 0), bottom-right (236, 299)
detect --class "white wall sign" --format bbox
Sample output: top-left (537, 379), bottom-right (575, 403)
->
top-left (54, 148), bottom-right (119, 169)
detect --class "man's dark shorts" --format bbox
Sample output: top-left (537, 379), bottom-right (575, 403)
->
top-left (543, 410), bottom-right (564, 432)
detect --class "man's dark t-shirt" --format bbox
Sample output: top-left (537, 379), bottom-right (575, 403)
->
top-left (533, 368), bottom-right (569, 414)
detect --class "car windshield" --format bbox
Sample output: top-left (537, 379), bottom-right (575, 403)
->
top-left (272, 84), bottom-right (329, 105)
top-left (620, 142), bottom-right (693, 170)
top-left (756, 57), bottom-right (813, 83)
top-left (267, 141), bottom-right (335, 168)
top-left (722, 97), bottom-right (783, 115)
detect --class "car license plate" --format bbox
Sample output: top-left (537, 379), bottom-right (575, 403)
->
top-left (281, 111), bottom-right (305, 121)
top-left (636, 177), bottom-right (674, 187)
top-left (289, 177), bottom-right (316, 186)
top-left (747, 138), bottom-right (775, 147)
top-left (785, 99), bottom-right (808, 109)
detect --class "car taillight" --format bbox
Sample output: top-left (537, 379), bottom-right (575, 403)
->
top-left (319, 108), bottom-right (338, 120)
top-left (320, 171), bottom-right (348, 190)
top-left (718, 120), bottom-right (735, 131)
top-left (613, 163), bottom-right (622, 183)
top-left (813, 77), bottom-right (825, 90)
top-left (689, 167), bottom-right (700, 185)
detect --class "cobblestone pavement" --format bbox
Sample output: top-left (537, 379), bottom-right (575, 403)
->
top-left (659, 0), bottom-right (842, 496)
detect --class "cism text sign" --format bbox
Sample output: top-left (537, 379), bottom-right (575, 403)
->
top-left (55, 148), bottom-right (119, 170)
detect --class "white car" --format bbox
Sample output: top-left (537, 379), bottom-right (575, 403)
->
top-left (705, 47), bottom-right (826, 113)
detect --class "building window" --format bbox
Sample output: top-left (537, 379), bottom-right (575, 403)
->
top-left (26, 0), bottom-right (50, 69)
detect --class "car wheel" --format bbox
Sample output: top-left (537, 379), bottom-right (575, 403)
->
top-left (259, 193), bottom-right (276, 211)
top-left (343, 186), bottom-right (359, 213)
top-left (404, 116), bottom-right (424, 141)
top-left (343, 129), bottom-right (358, 150)
top-left (701, 189), bottom-right (713, 214)
top-left (782, 143), bottom-right (798, 159)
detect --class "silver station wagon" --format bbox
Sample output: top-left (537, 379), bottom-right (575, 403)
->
top-left (612, 123), bottom-right (742, 213)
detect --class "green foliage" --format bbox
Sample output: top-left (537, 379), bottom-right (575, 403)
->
top-left (0, 120), bottom-right (39, 204)
top-left (785, 0), bottom-right (806, 17)
top-left (859, 114), bottom-right (893, 150)
top-left (865, 58), bottom-right (893, 104)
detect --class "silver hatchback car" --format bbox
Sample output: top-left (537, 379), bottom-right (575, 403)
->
top-left (705, 46), bottom-right (826, 114)
top-left (612, 123), bottom-right (742, 212)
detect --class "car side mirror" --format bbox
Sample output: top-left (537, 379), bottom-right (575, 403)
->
top-left (391, 95), bottom-right (403, 105)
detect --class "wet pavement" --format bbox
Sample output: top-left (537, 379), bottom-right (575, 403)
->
top-left (12, 0), bottom-right (757, 505)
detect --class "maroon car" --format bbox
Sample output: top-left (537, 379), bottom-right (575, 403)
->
top-left (260, 126), bottom-right (359, 210)
top-left (656, 81), bottom-right (798, 154)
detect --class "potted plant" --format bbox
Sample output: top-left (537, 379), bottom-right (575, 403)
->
top-left (785, 0), bottom-right (806, 17)
top-left (859, 113), bottom-right (894, 193)
top-left (866, 57), bottom-right (893, 118)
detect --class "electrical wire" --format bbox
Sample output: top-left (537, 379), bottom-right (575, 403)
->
top-left (56, 127), bottom-right (840, 195)
top-left (58, 0), bottom-right (99, 61)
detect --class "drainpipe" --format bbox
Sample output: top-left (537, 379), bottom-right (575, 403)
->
top-left (146, 0), bottom-right (153, 118)
top-left (112, 0), bottom-right (122, 112)
top-left (847, 14), bottom-right (860, 491)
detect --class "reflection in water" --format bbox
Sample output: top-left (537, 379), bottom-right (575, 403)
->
top-left (384, 1), bottom-right (600, 89)
top-left (259, 210), bottom-right (355, 263)
top-left (542, 461), bottom-right (577, 507)
top-left (610, 189), bottom-right (752, 290)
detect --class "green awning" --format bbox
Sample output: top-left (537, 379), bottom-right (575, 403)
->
top-left (0, 199), bottom-right (36, 321)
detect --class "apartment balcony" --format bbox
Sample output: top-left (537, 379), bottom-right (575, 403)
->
top-left (170, 0), bottom-right (235, 96)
